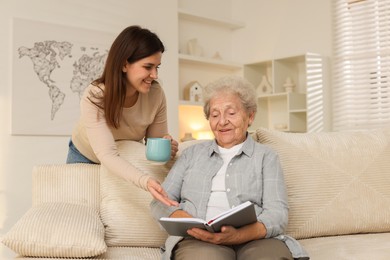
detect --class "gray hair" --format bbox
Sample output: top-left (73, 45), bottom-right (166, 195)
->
top-left (203, 75), bottom-right (257, 119)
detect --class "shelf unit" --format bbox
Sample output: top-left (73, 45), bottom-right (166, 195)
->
top-left (178, 8), bottom-right (244, 99)
top-left (178, 5), bottom-right (244, 139)
top-left (244, 53), bottom-right (324, 133)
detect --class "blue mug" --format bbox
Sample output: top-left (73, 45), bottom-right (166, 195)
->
top-left (146, 138), bottom-right (171, 163)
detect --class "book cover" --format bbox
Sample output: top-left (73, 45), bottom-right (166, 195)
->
top-left (159, 201), bottom-right (257, 237)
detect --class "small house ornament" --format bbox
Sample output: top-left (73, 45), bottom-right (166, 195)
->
top-left (256, 75), bottom-right (272, 96)
top-left (184, 81), bottom-right (203, 102)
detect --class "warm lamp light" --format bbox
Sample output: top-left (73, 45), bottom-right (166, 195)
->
top-left (194, 131), bottom-right (214, 140)
top-left (189, 123), bottom-right (203, 131)
top-left (179, 104), bottom-right (210, 141)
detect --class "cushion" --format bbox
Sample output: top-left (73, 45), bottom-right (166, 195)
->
top-left (32, 164), bottom-right (100, 207)
top-left (100, 140), bottom-right (173, 247)
top-left (256, 128), bottom-right (390, 239)
top-left (100, 140), bottom-right (205, 247)
top-left (1, 202), bottom-right (106, 258)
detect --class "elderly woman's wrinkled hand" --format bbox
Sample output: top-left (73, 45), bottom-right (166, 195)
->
top-left (187, 221), bottom-right (267, 245)
top-left (187, 226), bottom-right (241, 245)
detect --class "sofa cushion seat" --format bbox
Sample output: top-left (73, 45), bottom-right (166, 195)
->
top-left (96, 246), bottom-right (160, 259)
top-left (299, 232), bottom-right (390, 260)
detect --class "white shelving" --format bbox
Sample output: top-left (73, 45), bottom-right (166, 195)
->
top-left (245, 53), bottom-right (324, 133)
top-left (178, 5), bottom-right (244, 139)
top-left (178, 6), bottom-right (244, 99)
top-left (178, 6), bottom-right (323, 134)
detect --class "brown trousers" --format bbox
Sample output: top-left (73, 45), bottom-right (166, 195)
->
top-left (173, 238), bottom-right (294, 260)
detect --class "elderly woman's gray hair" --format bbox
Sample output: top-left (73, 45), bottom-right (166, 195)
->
top-left (203, 76), bottom-right (257, 119)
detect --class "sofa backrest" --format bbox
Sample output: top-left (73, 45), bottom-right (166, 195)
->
top-left (256, 127), bottom-right (390, 239)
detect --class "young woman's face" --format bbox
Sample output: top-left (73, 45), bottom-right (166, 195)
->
top-left (208, 92), bottom-right (254, 148)
top-left (122, 52), bottom-right (162, 94)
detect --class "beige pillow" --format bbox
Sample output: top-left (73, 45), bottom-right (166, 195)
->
top-left (100, 140), bottom-right (172, 247)
top-left (100, 140), bottom-right (206, 247)
top-left (1, 202), bottom-right (106, 258)
top-left (256, 128), bottom-right (390, 239)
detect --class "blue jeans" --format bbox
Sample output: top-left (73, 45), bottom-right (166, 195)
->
top-left (66, 139), bottom-right (97, 164)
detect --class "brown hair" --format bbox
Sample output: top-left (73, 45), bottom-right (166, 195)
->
top-left (90, 25), bottom-right (165, 128)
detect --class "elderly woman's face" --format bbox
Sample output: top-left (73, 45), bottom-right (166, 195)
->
top-left (208, 92), bottom-right (254, 148)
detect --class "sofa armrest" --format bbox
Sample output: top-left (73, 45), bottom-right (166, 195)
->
top-left (32, 164), bottom-right (100, 210)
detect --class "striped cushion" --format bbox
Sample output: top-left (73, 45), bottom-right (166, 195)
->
top-left (100, 140), bottom-right (173, 247)
top-left (32, 164), bottom-right (100, 207)
top-left (1, 202), bottom-right (106, 257)
top-left (256, 128), bottom-right (390, 239)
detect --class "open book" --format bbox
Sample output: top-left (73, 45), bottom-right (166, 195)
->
top-left (159, 201), bottom-right (257, 237)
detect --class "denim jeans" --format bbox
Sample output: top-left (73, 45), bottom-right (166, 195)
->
top-left (66, 139), bottom-right (97, 164)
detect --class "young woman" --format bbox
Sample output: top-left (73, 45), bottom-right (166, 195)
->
top-left (67, 25), bottom-right (178, 207)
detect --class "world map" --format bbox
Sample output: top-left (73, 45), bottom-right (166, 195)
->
top-left (18, 41), bottom-right (107, 120)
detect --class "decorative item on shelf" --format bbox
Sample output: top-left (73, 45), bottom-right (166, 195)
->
top-left (183, 81), bottom-right (203, 102)
top-left (274, 123), bottom-right (288, 131)
top-left (212, 51), bottom-right (222, 60)
top-left (187, 38), bottom-right (203, 57)
top-left (256, 75), bottom-right (272, 96)
top-left (180, 132), bottom-right (196, 142)
top-left (283, 76), bottom-right (295, 93)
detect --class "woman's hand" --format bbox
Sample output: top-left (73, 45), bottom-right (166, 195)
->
top-left (187, 226), bottom-right (241, 245)
top-left (163, 135), bottom-right (178, 159)
top-left (147, 177), bottom-right (179, 207)
top-left (187, 221), bottom-right (266, 245)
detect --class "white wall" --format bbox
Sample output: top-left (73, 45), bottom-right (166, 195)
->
top-left (232, 0), bottom-right (332, 61)
top-left (0, 0), bottom-right (178, 255)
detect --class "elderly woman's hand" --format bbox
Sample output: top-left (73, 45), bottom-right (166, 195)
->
top-left (163, 135), bottom-right (179, 159)
top-left (187, 221), bottom-right (267, 245)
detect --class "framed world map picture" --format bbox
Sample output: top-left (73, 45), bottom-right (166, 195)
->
top-left (12, 18), bottom-right (114, 135)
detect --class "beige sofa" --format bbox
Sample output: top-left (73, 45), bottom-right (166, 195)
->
top-left (2, 128), bottom-right (390, 259)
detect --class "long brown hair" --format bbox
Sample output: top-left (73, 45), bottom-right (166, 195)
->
top-left (90, 25), bottom-right (165, 128)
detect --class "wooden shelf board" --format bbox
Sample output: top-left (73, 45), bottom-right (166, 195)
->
top-left (179, 100), bottom-right (203, 106)
top-left (289, 109), bottom-right (307, 113)
top-left (179, 54), bottom-right (242, 70)
top-left (178, 9), bottom-right (245, 29)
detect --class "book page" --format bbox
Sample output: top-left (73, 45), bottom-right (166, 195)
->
top-left (159, 217), bottom-right (206, 224)
top-left (207, 201), bottom-right (252, 224)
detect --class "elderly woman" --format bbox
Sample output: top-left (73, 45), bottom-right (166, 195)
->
top-left (150, 76), bottom-right (309, 260)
